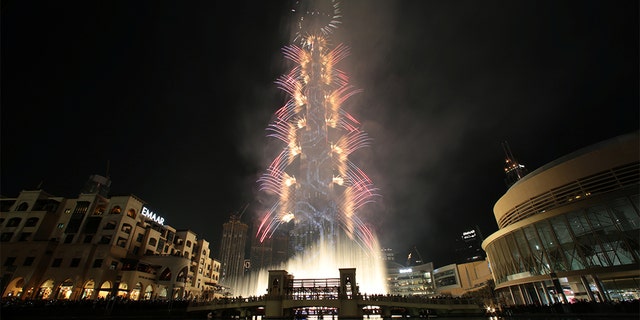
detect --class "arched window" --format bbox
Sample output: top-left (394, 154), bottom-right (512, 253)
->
top-left (110, 206), bottom-right (122, 214)
top-left (7, 217), bottom-right (21, 227)
top-left (25, 217), bottom-right (39, 227)
top-left (93, 206), bottom-right (106, 215)
top-left (127, 209), bottom-right (136, 219)
top-left (120, 223), bottom-right (132, 234)
top-left (16, 202), bottom-right (29, 211)
top-left (186, 240), bottom-right (192, 247)
top-left (159, 267), bottom-right (172, 281)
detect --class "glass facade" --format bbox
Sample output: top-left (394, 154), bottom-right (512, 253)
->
top-left (484, 132), bottom-right (640, 306)
top-left (486, 194), bottom-right (639, 305)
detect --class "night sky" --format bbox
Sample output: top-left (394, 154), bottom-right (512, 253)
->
top-left (2, 1), bottom-right (638, 268)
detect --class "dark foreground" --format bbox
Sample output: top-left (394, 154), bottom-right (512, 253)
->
top-left (1, 298), bottom-right (638, 320)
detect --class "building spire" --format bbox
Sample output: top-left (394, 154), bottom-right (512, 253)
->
top-left (502, 141), bottom-right (528, 188)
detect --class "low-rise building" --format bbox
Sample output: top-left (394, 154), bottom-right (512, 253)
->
top-left (0, 175), bottom-right (222, 301)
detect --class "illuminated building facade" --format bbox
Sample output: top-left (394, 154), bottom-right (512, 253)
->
top-left (0, 175), bottom-right (222, 301)
top-left (483, 131), bottom-right (640, 305)
top-left (433, 260), bottom-right (493, 298)
top-left (387, 262), bottom-right (435, 297)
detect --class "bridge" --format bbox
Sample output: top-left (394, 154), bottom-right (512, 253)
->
top-left (187, 269), bottom-right (485, 319)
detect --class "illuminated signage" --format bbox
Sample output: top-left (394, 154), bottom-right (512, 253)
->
top-left (141, 206), bottom-right (165, 225)
top-left (399, 268), bottom-right (413, 273)
top-left (462, 230), bottom-right (476, 239)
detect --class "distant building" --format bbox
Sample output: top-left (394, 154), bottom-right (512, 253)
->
top-left (483, 131), bottom-right (640, 305)
top-left (249, 221), bottom-right (289, 273)
top-left (218, 214), bottom-right (248, 285)
top-left (454, 226), bottom-right (486, 263)
top-left (433, 260), bottom-right (493, 298)
top-left (387, 262), bottom-right (435, 297)
top-left (0, 175), bottom-right (222, 301)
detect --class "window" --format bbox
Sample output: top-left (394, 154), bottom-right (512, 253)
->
top-left (116, 237), bottom-right (127, 248)
top-left (99, 235), bottom-right (112, 244)
top-left (127, 209), bottom-right (136, 218)
top-left (110, 206), bottom-right (122, 214)
top-left (186, 240), bottom-right (192, 248)
top-left (64, 208), bottom-right (71, 214)
top-left (57, 223), bottom-right (65, 229)
top-left (1, 233), bottom-right (13, 242)
top-left (92, 259), bottom-right (103, 268)
top-left (83, 217), bottom-right (101, 233)
top-left (121, 223), bottom-right (132, 234)
top-left (52, 258), bottom-right (62, 267)
top-left (148, 238), bottom-right (157, 246)
top-left (64, 234), bottom-right (74, 243)
top-left (73, 201), bottom-right (90, 214)
top-left (70, 258), bottom-right (81, 267)
top-left (136, 234), bottom-right (144, 242)
top-left (84, 235), bottom-right (93, 243)
top-left (109, 261), bottom-right (118, 270)
top-left (18, 232), bottom-right (31, 241)
top-left (25, 217), bottom-right (39, 227)
top-left (23, 257), bottom-right (35, 266)
top-left (4, 257), bottom-right (16, 266)
top-left (6, 218), bottom-right (21, 227)
top-left (93, 206), bottom-right (106, 215)
top-left (132, 246), bottom-right (140, 255)
top-left (16, 202), bottom-right (29, 211)
top-left (103, 221), bottom-right (117, 230)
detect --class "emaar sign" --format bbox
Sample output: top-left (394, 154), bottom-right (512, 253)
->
top-left (141, 206), bottom-right (165, 225)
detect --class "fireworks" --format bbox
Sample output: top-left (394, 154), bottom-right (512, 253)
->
top-left (257, 0), bottom-right (380, 256)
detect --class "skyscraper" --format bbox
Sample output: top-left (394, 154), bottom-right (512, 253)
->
top-left (218, 215), bottom-right (248, 285)
top-left (256, 0), bottom-right (379, 261)
top-left (232, 1), bottom-right (388, 296)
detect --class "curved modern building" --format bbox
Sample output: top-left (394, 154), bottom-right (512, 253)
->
top-left (482, 131), bottom-right (639, 306)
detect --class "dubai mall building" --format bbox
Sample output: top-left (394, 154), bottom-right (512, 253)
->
top-left (483, 131), bottom-right (639, 306)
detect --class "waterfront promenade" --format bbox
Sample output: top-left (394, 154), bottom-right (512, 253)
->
top-left (1, 297), bottom-right (638, 320)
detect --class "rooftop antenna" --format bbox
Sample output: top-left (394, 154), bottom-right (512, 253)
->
top-left (238, 203), bottom-right (250, 219)
top-left (502, 141), bottom-right (528, 187)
